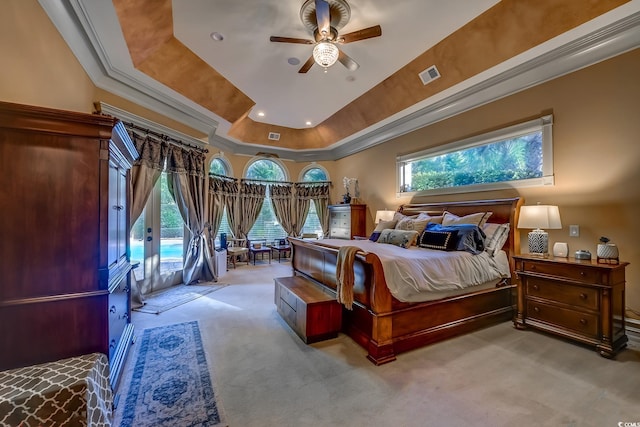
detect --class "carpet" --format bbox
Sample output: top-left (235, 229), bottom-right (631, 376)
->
top-left (115, 321), bottom-right (226, 427)
top-left (134, 282), bottom-right (228, 314)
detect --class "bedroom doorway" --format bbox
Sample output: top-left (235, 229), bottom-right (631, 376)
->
top-left (130, 171), bottom-right (185, 294)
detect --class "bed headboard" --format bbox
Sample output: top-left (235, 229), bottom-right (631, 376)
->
top-left (399, 197), bottom-right (524, 276)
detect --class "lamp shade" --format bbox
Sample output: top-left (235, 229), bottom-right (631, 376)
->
top-left (517, 205), bottom-right (562, 230)
top-left (375, 210), bottom-right (395, 224)
top-left (517, 205), bottom-right (562, 256)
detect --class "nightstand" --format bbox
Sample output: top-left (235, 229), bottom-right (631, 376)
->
top-left (513, 254), bottom-right (629, 358)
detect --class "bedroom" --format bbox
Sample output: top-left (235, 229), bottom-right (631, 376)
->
top-left (1, 0), bottom-right (639, 425)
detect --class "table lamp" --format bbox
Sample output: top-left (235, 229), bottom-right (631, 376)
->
top-left (375, 209), bottom-right (395, 224)
top-left (517, 204), bottom-right (562, 256)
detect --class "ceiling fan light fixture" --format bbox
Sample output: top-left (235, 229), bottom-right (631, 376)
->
top-left (313, 42), bottom-right (339, 69)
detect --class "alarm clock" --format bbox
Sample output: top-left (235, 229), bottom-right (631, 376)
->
top-left (574, 249), bottom-right (592, 260)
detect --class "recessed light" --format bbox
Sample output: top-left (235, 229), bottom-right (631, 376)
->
top-left (210, 32), bottom-right (224, 41)
top-left (288, 57), bottom-right (300, 66)
top-left (305, 121), bottom-right (312, 126)
top-left (346, 75), bottom-right (356, 82)
top-left (257, 111), bottom-right (265, 117)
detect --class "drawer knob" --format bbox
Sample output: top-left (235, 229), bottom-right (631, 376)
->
top-left (579, 293), bottom-right (587, 300)
top-left (580, 318), bottom-right (587, 325)
top-left (580, 271), bottom-right (586, 276)
top-left (532, 284), bottom-right (539, 291)
top-left (110, 305), bottom-right (117, 314)
top-left (533, 306), bottom-right (540, 313)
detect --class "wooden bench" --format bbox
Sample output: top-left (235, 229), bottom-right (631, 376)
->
top-left (274, 276), bottom-right (342, 344)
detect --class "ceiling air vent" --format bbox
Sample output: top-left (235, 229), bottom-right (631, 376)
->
top-left (268, 132), bottom-right (280, 141)
top-left (419, 65), bottom-right (441, 85)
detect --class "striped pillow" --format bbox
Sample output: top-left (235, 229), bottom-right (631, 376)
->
top-left (483, 223), bottom-right (510, 256)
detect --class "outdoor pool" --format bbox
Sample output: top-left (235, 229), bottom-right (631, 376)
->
top-left (130, 239), bottom-right (184, 261)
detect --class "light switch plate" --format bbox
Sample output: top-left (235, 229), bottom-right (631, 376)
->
top-left (569, 225), bottom-right (580, 237)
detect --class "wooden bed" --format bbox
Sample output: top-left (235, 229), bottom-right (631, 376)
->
top-left (288, 197), bottom-right (523, 364)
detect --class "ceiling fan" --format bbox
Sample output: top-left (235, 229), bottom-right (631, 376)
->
top-left (270, 0), bottom-right (382, 73)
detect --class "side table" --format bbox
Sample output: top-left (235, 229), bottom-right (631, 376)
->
top-left (513, 254), bottom-right (629, 358)
top-left (268, 244), bottom-right (291, 262)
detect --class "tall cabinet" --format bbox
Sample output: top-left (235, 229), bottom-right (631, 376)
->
top-left (0, 101), bottom-right (138, 390)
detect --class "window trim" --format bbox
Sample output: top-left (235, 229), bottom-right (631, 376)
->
top-left (396, 115), bottom-right (554, 197)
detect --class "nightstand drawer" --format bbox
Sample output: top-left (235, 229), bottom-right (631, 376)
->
top-left (527, 301), bottom-right (599, 338)
top-left (523, 261), bottom-right (600, 284)
top-left (527, 278), bottom-right (599, 311)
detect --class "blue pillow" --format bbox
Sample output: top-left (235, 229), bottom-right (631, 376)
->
top-left (424, 223), bottom-right (486, 254)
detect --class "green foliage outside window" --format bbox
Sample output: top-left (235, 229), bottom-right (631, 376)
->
top-left (403, 132), bottom-right (543, 192)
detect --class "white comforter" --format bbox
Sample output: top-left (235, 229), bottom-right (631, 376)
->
top-left (318, 239), bottom-right (511, 303)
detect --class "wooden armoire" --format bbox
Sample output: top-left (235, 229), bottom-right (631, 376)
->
top-left (0, 101), bottom-right (138, 390)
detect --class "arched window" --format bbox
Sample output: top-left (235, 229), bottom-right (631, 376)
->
top-left (245, 158), bottom-right (288, 242)
top-left (209, 154), bottom-right (232, 176)
top-left (299, 166), bottom-right (328, 237)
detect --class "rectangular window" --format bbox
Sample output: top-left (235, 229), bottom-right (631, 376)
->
top-left (397, 115), bottom-right (554, 196)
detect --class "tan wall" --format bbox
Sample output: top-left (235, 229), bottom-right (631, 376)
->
top-left (336, 48), bottom-right (640, 311)
top-left (0, 1), bottom-right (95, 113)
top-left (3, 0), bottom-right (639, 310)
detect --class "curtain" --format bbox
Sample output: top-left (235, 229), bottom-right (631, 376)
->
top-left (128, 133), bottom-right (170, 302)
top-left (129, 134), bottom-right (169, 223)
top-left (206, 175), bottom-right (238, 251)
top-left (237, 182), bottom-right (267, 239)
top-left (166, 145), bottom-right (213, 285)
top-left (298, 182), bottom-right (331, 237)
top-left (269, 184), bottom-right (295, 236)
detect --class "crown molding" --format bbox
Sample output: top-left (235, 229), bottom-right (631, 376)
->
top-left (39, 2), bottom-right (640, 163)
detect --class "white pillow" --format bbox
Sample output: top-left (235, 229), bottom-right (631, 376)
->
top-left (483, 223), bottom-right (510, 256)
top-left (442, 211), bottom-right (492, 227)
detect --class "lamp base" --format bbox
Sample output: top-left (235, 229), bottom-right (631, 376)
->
top-left (528, 230), bottom-right (549, 257)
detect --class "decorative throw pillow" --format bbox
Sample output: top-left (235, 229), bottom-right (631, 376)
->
top-left (395, 216), bottom-right (430, 233)
top-left (422, 223), bottom-right (486, 254)
top-left (442, 211), bottom-right (492, 228)
top-left (417, 212), bottom-right (444, 224)
top-left (418, 228), bottom-right (459, 251)
top-left (483, 223), bottom-right (510, 256)
top-left (377, 229), bottom-right (419, 248)
top-left (369, 219), bottom-right (398, 241)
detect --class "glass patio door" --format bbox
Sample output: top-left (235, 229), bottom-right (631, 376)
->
top-left (130, 172), bottom-right (185, 294)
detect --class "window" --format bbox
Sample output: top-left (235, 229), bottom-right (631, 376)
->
top-left (245, 158), bottom-right (288, 242)
top-left (397, 115), bottom-right (554, 196)
top-left (299, 166), bottom-right (328, 237)
top-left (209, 158), bottom-right (226, 175)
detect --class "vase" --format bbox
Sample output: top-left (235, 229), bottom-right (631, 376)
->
top-left (342, 194), bottom-right (351, 204)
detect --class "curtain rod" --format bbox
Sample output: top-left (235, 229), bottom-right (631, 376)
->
top-left (209, 173), bottom-right (331, 186)
top-left (242, 178), bottom-right (332, 185)
top-left (124, 121), bottom-right (209, 153)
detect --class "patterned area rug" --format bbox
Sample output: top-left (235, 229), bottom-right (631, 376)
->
top-left (134, 283), bottom-right (228, 314)
top-left (115, 321), bottom-right (226, 427)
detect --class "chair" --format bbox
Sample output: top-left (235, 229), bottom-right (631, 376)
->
top-left (226, 239), bottom-right (249, 269)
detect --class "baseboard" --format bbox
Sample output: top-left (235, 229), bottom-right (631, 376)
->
top-left (626, 318), bottom-right (640, 349)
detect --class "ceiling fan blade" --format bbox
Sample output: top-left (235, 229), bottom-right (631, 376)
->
top-left (338, 49), bottom-right (359, 71)
top-left (270, 36), bottom-right (314, 44)
top-left (298, 55), bottom-right (315, 73)
top-left (339, 25), bottom-right (382, 44)
top-left (315, 0), bottom-right (331, 37)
